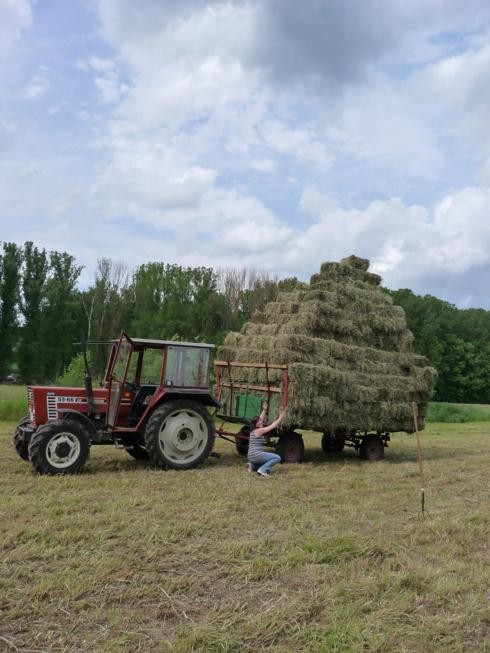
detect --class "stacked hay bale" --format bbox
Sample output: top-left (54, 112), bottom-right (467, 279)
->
top-left (218, 255), bottom-right (437, 433)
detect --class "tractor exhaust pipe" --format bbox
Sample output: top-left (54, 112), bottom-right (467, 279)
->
top-left (80, 331), bottom-right (95, 416)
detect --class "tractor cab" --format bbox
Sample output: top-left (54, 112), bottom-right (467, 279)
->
top-left (105, 333), bottom-right (216, 431)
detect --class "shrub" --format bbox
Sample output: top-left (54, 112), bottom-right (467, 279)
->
top-left (56, 353), bottom-right (93, 387)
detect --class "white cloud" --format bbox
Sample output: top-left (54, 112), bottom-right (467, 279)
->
top-left (260, 120), bottom-right (333, 170)
top-left (295, 186), bottom-right (490, 289)
top-left (0, 0), bottom-right (32, 60)
top-left (23, 73), bottom-right (50, 99)
top-left (82, 57), bottom-right (129, 104)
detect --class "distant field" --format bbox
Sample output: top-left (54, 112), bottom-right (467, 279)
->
top-left (0, 385), bottom-right (27, 420)
top-left (0, 384), bottom-right (26, 401)
top-left (0, 421), bottom-right (488, 652)
top-left (427, 402), bottom-right (490, 423)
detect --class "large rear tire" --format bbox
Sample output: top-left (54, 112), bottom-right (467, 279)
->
top-left (145, 401), bottom-right (215, 470)
top-left (28, 419), bottom-right (90, 475)
top-left (276, 431), bottom-right (304, 463)
top-left (13, 415), bottom-right (31, 461)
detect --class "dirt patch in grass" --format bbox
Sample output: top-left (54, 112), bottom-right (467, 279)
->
top-left (0, 422), bottom-right (489, 652)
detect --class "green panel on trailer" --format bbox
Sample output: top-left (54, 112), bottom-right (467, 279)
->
top-left (235, 394), bottom-right (278, 420)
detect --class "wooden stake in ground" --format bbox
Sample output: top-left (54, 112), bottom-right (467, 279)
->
top-left (412, 401), bottom-right (428, 517)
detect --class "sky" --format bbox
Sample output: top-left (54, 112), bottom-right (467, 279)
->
top-left (1, 0), bottom-right (490, 308)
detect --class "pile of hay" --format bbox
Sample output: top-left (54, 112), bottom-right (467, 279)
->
top-left (217, 255), bottom-right (437, 433)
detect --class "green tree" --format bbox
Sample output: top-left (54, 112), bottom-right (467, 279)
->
top-left (39, 251), bottom-right (83, 381)
top-left (0, 242), bottom-right (22, 378)
top-left (128, 263), bottom-right (225, 342)
top-left (82, 258), bottom-right (130, 378)
top-left (389, 288), bottom-right (490, 403)
top-left (17, 242), bottom-right (49, 382)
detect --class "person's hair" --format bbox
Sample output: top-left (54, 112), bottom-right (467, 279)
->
top-left (250, 415), bottom-right (260, 428)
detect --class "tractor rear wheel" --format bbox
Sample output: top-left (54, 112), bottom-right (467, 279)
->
top-left (359, 435), bottom-right (384, 461)
top-left (126, 444), bottom-right (149, 460)
top-left (145, 401), bottom-right (215, 470)
top-left (13, 415), bottom-right (31, 461)
top-left (276, 431), bottom-right (304, 463)
top-left (235, 425), bottom-right (250, 456)
top-left (321, 433), bottom-right (345, 454)
top-left (28, 419), bottom-right (90, 475)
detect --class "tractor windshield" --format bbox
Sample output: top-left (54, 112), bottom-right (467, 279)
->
top-left (164, 345), bottom-right (210, 388)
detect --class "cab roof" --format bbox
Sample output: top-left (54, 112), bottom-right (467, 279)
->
top-left (119, 337), bottom-right (215, 351)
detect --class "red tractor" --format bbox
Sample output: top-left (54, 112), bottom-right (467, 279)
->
top-left (13, 333), bottom-right (219, 475)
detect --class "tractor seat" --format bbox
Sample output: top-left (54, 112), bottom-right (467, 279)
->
top-left (128, 385), bottom-right (157, 425)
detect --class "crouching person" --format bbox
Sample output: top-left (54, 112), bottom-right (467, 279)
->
top-left (247, 401), bottom-right (286, 477)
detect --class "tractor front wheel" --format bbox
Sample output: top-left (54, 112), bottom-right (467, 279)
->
top-left (28, 419), bottom-right (90, 475)
top-left (359, 435), bottom-right (385, 461)
top-left (276, 431), bottom-right (304, 463)
top-left (145, 401), bottom-right (215, 470)
top-left (13, 415), bottom-right (31, 461)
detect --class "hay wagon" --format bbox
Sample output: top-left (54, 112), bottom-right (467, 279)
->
top-left (214, 256), bottom-right (437, 462)
top-left (214, 359), bottom-right (390, 462)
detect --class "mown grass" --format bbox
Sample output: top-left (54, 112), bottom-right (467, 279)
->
top-left (1, 421), bottom-right (489, 652)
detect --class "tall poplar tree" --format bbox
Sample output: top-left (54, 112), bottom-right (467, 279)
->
top-left (17, 242), bottom-right (49, 382)
top-left (0, 242), bottom-right (22, 378)
top-left (39, 251), bottom-right (82, 381)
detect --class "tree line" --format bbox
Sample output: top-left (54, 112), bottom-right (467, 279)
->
top-left (1, 241), bottom-right (489, 403)
top-left (387, 289), bottom-right (490, 403)
top-left (0, 241), bottom-right (297, 383)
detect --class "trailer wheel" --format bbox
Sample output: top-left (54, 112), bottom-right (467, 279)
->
top-left (321, 434), bottom-right (345, 454)
top-left (28, 419), bottom-right (90, 475)
top-left (126, 444), bottom-right (149, 460)
top-left (235, 425), bottom-right (249, 456)
top-left (13, 415), bottom-right (31, 461)
top-left (145, 401), bottom-right (215, 470)
top-left (276, 431), bottom-right (304, 463)
top-left (359, 435), bottom-right (384, 461)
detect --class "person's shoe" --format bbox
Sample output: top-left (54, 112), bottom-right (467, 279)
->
top-left (246, 463), bottom-right (253, 473)
top-left (257, 469), bottom-right (270, 477)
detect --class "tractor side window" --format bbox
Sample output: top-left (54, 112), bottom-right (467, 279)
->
top-left (165, 346), bottom-right (210, 388)
top-left (140, 349), bottom-right (164, 384)
top-left (126, 352), bottom-right (138, 384)
top-left (113, 339), bottom-right (132, 381)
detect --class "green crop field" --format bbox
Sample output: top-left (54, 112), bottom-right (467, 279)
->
top-left (1, 421), bottom-right (488, 652)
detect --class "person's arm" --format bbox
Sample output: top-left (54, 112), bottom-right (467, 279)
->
top-left (253, 410), bottom-right (286, 437)
top-left (259, 399), bottom-right (268, 424)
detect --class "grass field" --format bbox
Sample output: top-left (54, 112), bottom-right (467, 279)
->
top-left (1, 421), bottom-right (488, 652)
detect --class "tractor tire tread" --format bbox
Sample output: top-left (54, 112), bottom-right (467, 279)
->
top-left (28, 419), bottom-right (90, 475)
top-left (145, 400), bottom-right (215, 470)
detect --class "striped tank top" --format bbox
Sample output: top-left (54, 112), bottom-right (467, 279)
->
top-left (248, 430), bottom-right (266, 462)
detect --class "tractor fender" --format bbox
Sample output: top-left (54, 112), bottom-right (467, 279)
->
top-left (157, 391), bottom-right (220, 409)
top-left (137, 391), bottom-right (220, 431)
top-left (60, 409), bottom-right (102, 443)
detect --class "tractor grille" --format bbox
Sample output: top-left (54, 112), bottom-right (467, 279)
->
top-left (47, 394), bottom-right (57, 420)
top-left (27, 387), bottom-right (34, 421)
